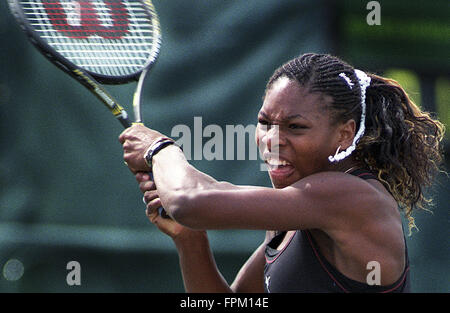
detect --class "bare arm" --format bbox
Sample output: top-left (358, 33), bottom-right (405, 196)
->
top-left (173, 230), bottom-right (233, 293)
top-left (139, 173), bottom-right (269, 293)
top-left (153, 145), bottom-right (383, 233)
top-left (172, 231), bottom-right (268, 293)
top-left (231, 231), bottom-right (273, 293)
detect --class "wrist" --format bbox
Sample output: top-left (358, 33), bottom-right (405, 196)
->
top-left (173, 229), bottom-right (208, 249)
top-left (144, 137), bottom-right (181, 170)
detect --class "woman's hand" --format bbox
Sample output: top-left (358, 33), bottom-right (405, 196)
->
top-left (137, 172), bottom-right (203, 240)
top-left (119, 124), bottom-right (167, 173)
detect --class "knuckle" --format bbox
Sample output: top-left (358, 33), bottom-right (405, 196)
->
top-left (123, 153), bottom-right (132, 163)
top-left (147, 197), bottom-right (161, 209)
top-left (146, 181), bottom-right (156, 190)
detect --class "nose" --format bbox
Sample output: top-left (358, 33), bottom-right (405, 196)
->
top-left (267, 126), bottom-right (280, 152)
top-left (258, 125), bottom-right (284, 153)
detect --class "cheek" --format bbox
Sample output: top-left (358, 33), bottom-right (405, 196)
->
top-left (255, 126), bottom-right (266, 150)
top-left (293, 136), bottom-right (333, 166)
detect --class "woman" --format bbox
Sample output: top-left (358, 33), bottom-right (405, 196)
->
top-left (119, 53), bottom-right (445, 292)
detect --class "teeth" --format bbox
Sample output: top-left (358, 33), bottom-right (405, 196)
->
top-left (265, 158), bottom-right (291, 167)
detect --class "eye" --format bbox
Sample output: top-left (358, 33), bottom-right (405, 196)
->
top-left (288, 123), bottom-right (307, 129)
top-left (258, 118), bottom-right (269, 126)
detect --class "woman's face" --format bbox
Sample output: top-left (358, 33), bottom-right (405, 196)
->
top-left (256, 77), bottom-right (341, 188)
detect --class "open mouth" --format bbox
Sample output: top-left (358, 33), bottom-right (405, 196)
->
top-left (265, 157), bottom-right (295, 179)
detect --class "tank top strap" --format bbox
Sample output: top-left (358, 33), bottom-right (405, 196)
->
top-left (347, 168), bottom-right (378, 180)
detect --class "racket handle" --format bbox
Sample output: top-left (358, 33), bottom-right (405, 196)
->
top-left (121, 121), bottom-right (169, 218)
top-left (118, 115), bottom-right (132, 128)
top-left (149, 172), bottom-right (170, 219)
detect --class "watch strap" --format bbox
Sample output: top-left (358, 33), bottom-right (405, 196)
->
top-left (144, 137), bottom-right (176, 169)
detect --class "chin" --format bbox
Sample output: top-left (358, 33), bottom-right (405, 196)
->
top-left (269, 176), bottom-right (298, 189)
top-left (270, 168), bottom-right (308, 189)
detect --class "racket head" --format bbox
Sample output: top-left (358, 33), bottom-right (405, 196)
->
top-left (8, 0), bottom-right (161, 84)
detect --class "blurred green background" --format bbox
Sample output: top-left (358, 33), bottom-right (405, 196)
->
top-left (0, 0), bottom-right (448, 292)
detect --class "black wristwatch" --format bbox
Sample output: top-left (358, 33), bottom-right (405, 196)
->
top-left (144, 137), bottom-right (177, 169)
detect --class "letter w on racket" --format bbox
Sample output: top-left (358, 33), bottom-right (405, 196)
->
top-left (42, 0), bottom-right (130, 39)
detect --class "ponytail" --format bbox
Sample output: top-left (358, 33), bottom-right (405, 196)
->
top-left (356, 74), bottom-right (446, 233)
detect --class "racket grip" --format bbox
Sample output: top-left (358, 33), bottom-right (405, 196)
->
top-left (149, 172), bottom-right (170, 219)
top-left (119, 115), bottom-right (132, 128)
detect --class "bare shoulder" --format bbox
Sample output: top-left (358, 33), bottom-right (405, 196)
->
top-left (290, 171), bottom-right (389, 209)
top-left (289, 171), bottom-right (399, 231)
top-left (300, 172), bottom-right (406, 285)
top-left (292, 171), bottom-right (384, 197)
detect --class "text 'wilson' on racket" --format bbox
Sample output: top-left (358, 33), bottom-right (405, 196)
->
top-left (8, 0), bottom-right (169, 216)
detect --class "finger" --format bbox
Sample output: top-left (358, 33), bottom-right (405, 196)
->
top-left (146, 207), bottom-right (159, 224)
top-left (125, 162), bottom-right (138, 175)
top-left (122, 140), bottom-right (132, 150)
top-left (135, 172), bottom-right (151, 183)
top-left (140, 180), bottom-right (156, 193)
top-left (118, 128), bottom-right (132, 144)
top-left (123, 151), bottom-right (132, 163)
top-left (146, 198), bottom-right (161, 224)
top-left (144, 191), bottom-right (159, 205)
top-left (118, 134), bottom-right (125, 144)
top-left (123, 151), bottom-right (138, 167)
top-left (143, 190), bottom-right (158, 204)
top-left (135, 172), bottom-right (144, 182)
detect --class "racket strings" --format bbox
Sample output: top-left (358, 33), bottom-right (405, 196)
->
top-left (21, 0), bottom-right (160, 78)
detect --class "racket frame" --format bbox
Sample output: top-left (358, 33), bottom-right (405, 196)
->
top-left (7, 0), bottom-right (162, 128)
top-left (8, 0), bottom-right (168, 216)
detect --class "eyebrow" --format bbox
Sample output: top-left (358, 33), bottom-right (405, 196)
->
top-left (258, 111), bottom-right (310, 123)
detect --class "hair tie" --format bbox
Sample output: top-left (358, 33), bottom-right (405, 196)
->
top-left (329, 69), bottom-right (371, 163)
top-left (339, 73), bottom-right (354, 89)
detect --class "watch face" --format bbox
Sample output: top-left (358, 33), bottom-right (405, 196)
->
top-left (144, 147), bottom-right (154, 168)
top-left (144, 139), bottom-right (175, 168)
top-left (145, 154), bottom-right (152, 167)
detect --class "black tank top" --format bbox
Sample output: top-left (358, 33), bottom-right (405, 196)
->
top-left (263, 169), bottom-right (410, 293)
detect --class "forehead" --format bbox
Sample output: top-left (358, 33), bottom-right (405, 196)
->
top-left (261, 77), bottom-right (331, 121)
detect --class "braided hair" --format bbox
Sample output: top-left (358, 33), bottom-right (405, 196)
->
top-left (265, 53), bottom-right (446, 233)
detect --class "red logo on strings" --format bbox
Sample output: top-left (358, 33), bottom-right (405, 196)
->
top-left (42, 0), bottom-right (130, 39)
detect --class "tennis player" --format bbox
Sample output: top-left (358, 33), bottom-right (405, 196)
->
top-left (119, 53), bottom-right (445, 292)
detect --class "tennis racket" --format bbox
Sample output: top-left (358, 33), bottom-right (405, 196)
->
top-left (8, 0), bottom-right (168, 217)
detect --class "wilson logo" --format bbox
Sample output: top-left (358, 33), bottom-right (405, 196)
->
top-left (42, 0), bottom-right (130, 39)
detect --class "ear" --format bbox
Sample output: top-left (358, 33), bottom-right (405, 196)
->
top-left (338, 119), bottom-right (356, 150)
